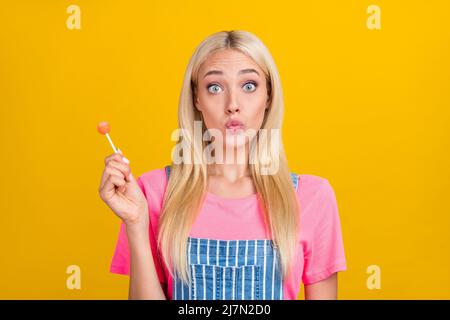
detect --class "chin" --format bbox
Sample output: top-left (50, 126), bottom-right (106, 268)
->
top-left (224, 141), bottom-right (246, 149)
top-left (224, 136), bottom-right (249, 149)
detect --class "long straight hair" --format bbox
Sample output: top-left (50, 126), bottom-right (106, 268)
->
top-left (158, 30), bottom-right (300, 286)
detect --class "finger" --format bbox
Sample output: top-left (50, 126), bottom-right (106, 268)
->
top-left (101, 174), bottom-right (127, 200)
top-left (104, 152), bottom-right (121, 165)
top-left (100, 152), bottom-right (129, 188)
top-left (100, 167), bottom-right (125, 190)
top-left (109, 174), bottom-right (126, 190)
top-left (117, 185), bottom-right (126, 194)
top-left (104, 152), bottom-right (130, 166)
top-left (108, 160), bottom-right (131, 182)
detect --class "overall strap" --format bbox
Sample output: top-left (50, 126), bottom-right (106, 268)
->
top-left (164, 165), bottom-right (298, 191)
top-left (290, 172), bottom-right (299, 191)
top-left (165, 165), bottom-right (171, 180)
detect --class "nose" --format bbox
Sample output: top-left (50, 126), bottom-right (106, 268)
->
top-left (226, 105), bottom-right (240, 114)
top-left (225, 92), bottom-right (240, 114)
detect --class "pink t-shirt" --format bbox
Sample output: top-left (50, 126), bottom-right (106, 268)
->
top-left (109, 167), bottom-right (347, 300)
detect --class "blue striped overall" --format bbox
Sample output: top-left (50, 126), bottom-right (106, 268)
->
top-left (164, 165), bottom-right (299, 300)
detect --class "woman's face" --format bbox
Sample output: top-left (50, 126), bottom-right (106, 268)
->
top-left (194, 49), bottom-right (269, 151)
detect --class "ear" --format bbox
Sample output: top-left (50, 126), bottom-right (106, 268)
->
top-left (194, 98), bottom-right (201, 111)
top-left (192, 81), bottom-right (201, 111)
top-left (193, 90), bottom-right (201, 111)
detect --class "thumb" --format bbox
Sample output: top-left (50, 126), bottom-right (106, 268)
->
top-left (117, 148), bottom-right (134, 183)
top-left (125, 165), bottom-right (137, 185)
top-left (126, 171), bottom-right (143, 199)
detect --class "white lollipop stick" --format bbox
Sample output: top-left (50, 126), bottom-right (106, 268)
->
top-left (105, 133), bottom-right (118, 153)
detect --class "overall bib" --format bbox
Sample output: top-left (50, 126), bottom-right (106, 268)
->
top-left (164, 165), bottom-right (299, 300)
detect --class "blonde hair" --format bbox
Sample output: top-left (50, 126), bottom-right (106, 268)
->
top-left (158, 30), bottom-right (300, 286)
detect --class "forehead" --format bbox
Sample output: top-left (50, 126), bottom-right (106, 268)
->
top-left (198, 49), bottom-right (262, 77)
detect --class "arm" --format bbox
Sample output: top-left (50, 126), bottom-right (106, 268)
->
top-left (304, 273), bottom-right (338, 300)
top-left (126, 223), bottom-right (167, 300)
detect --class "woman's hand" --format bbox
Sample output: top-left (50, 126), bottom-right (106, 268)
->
top-left (98, 150), bottom-right (149, 228)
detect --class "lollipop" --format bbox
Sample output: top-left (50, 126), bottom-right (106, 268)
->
top-left (97, 121), bottom-right (118, 153)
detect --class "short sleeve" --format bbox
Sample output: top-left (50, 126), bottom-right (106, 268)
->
top-left (109, 176), bottom-right (167, 289)
top-left (302, 179), bottom-right (347, 285)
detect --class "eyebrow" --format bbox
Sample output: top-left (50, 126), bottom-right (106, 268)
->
top-left (203, 68), bottom-right (260, 79)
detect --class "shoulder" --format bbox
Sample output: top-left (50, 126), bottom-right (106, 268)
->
top-left (296, 173), bottom-right (333, 198)
top-left (138, 166), bottom-right (168, 186)
top-left (295, 173), bottom-right (338, 218)
top-left (136, 166), bottom-right (170, 208)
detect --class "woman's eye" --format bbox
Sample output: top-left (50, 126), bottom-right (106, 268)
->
top-left (207, 82), bottom-right (257, 94)
top-left (207, 84), bottom-right (222, 94)
top-left (243, 82), bottom-right (257, 92)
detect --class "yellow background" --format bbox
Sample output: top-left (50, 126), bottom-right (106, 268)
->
top-left (0, 0), bottom-right (449, 299)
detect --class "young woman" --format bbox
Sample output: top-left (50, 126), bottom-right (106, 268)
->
top-left (98, 30), bottom-right (347, 300)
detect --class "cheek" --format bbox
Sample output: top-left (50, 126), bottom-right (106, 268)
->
top-left (245, 96), bottom-right (267, 125)
top-left (201, 112), bottom-right (219, 130)
top-left (197, 97), bottom-right (222, 127)
top-left (198, 91), bottom-right (223, 112)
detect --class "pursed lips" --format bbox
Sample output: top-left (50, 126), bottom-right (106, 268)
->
top-left (225, 119), bottom-right (244, 129)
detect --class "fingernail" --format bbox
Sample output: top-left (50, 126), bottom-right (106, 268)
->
top-left (122, 157), bottom-right (130, 165)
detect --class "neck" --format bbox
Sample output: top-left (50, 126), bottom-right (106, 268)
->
top-left (207, 142), bottom-right (251, 180)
